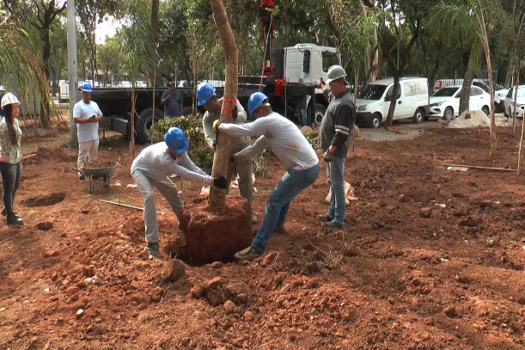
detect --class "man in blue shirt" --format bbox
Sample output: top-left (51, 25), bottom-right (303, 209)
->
top-left (161, 82), bottom-right (183, 120)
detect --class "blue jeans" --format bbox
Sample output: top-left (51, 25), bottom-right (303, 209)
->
top-left (299, 109), bottom-right (307, 126)
top-left (251, 164), bottom-right (320, 253)
top-left (326, 155), bottom-right (345, 224)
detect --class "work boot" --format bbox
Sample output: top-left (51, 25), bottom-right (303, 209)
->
top-left (1, 208), bottom-right (6, 217)
top-left (273, 225), bottom-right (287, 234)
top-left (146, 242), bottom-right (162, 259)
top-left (7, 215), bottom-right (24, 226)
top-left (251, 213), bottom-right (258, 224)
top-left (321, 220), bottom-right (344, 230)
top-left (79, 174), bottom-right (86, 183)
top-left (317, 214), bottom-right (334, 222)
top-left (234, 246), bottom-right (262, 261)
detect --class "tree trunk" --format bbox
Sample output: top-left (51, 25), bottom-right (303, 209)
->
top-left (459, 60), bottom-right (474, 115)
top-left (513, 71), bottom-right (520, 133)
top-left (40, 30), bottom-right (52, 128)
top-left (505, 54), bottom-right (514, 88)
top-left (384, 75), bottom-right (400, 129)
top-left (151, 0), bottom-right (160, 143)
top-left (209, 0), bottom-right (238, 208)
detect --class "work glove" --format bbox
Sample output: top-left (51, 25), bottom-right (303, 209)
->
top-left (212, 120), bottom-right (221, 133)
top-left (322, 151), bottom-right (332, 163)
top-left (212, 176), bottom-right (228, 189)
top-left (232, 106), bottom-right (238, 120)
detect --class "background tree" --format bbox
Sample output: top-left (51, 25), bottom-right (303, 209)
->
top-left (120, 0), bottom-right (153, 156)
top-left (0, 8), bottom-right (50, 124)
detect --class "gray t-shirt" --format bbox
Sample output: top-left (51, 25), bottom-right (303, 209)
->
top-left (131, 142), bottom-right (211, 184)
top-left (161, 90), bottom-right (183, 117)
top-left (219, 112), bottom-right (318, 171)
top-left (202, 98), bottom-right (249, 152)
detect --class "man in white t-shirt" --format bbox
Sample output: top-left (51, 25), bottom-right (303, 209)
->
top-left (73, 83), bottom-right (103, 182)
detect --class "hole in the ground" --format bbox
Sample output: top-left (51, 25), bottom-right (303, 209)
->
top-left (22, 192), bottom-right (66, 207)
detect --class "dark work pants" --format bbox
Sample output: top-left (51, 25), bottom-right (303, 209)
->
top-left (0, 162), bottom-right (22, 217)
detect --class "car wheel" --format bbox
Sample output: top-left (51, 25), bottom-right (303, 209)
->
top-left (412, 108), bottom-right (424, 123)
top-left (310, 103), bottom-right (326, 129)
top-left (443, 107), bottom-right (454, 121)
top-left (136, 107), bottom-right (163, 144)
top-left (481, 106), bottom-right (490, 116)
top-left (370, 113), bottom-right (382, 129)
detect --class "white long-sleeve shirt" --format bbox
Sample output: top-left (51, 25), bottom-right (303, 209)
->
top-left (218, 112), bottom-right (318, 171)
top-left (131, 142), bottom-right (212, 184)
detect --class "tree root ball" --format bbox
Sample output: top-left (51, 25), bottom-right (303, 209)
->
top-left (179, 197), bottom-right (252, 266)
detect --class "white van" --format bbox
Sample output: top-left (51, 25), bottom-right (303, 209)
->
top-left (356, 77), bottom-right (429, 128)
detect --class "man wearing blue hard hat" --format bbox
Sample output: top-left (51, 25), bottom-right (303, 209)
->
top-left (131, 127), bottom-right (227, 258)
top-left (212, 92), bottom-right (320, 261)
top-left (197, 82), bottom-right (257, 223)
top-left (73, 83), bottom-right (103, 182)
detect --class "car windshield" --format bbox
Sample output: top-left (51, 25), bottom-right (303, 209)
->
top-left (358, 84), bottom-right (387, 100)
top-left (432, 87), bottom-right (458, 97)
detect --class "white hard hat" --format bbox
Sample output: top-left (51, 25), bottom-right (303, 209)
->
top-left (1, 93), bottom-right (20, 108)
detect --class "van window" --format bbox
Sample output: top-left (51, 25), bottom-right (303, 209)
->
top-left (358, 84), bottom-right (387, 100)
top-left (322, 52), bottom-right (339, 72)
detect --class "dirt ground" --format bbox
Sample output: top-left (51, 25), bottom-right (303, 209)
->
top-left (2, 121), bottom-right (525, 349)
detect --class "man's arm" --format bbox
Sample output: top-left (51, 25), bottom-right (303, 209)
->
top-left (160, 91), bottom-right (171, 105)
top-left (330, 103), bottom-right (355, 150)
top-left (73, 105), bottom-right (94, 124)
top-left (234, 136), bottom-right (268, 162)
top-left (202, 113), bottom-right (216, 149)
top-left (218, 117), bottom-right (267, 137)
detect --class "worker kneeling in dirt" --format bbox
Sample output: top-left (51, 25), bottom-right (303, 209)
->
top-left (130, 127), bottom-right (227, 258)
top-left (213, 92), bottom-right (320, 261)
top-left (197, 82), bottom-right (257, 224)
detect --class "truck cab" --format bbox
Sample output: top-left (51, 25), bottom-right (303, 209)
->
top-left (275, 44), bottom-right (340, 127)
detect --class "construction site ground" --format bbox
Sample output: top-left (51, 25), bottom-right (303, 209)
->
top-left (2, 117), bottom-right (525, 349)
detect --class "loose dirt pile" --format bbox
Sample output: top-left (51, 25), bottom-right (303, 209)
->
top-left (447, 110), bottom-right (490, 128)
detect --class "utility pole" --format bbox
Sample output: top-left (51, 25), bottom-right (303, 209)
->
top-left (67, 0), bottom-right (79, 146)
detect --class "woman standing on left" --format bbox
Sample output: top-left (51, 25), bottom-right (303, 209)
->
top-left (0, 93), bottom-right (23, 225)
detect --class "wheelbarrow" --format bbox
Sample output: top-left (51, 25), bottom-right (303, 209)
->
top-left (76, 163), bottom-right (118, 193)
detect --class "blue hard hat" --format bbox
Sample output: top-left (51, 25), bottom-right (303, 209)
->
top-left (197, 82), bottom-right (216, 107)
top-left (80, 83), bottom-right (93, 92)
top-left (248, 92), bottom-right (269, 117)
top-left (164, 127), bottom-right (189, 154)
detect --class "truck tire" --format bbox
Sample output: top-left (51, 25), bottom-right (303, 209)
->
top-left (370, 113), bottom-right (382, 128)
top-left (310, 103), bottom-right (326, 129)
top-left (136, 108), bottom-right (163, 144)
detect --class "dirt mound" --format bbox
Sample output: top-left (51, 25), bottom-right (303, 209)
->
top-left (179, 197), bottom-right (252, 265)
top-left (447, 110), bottom-right (489, 128)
